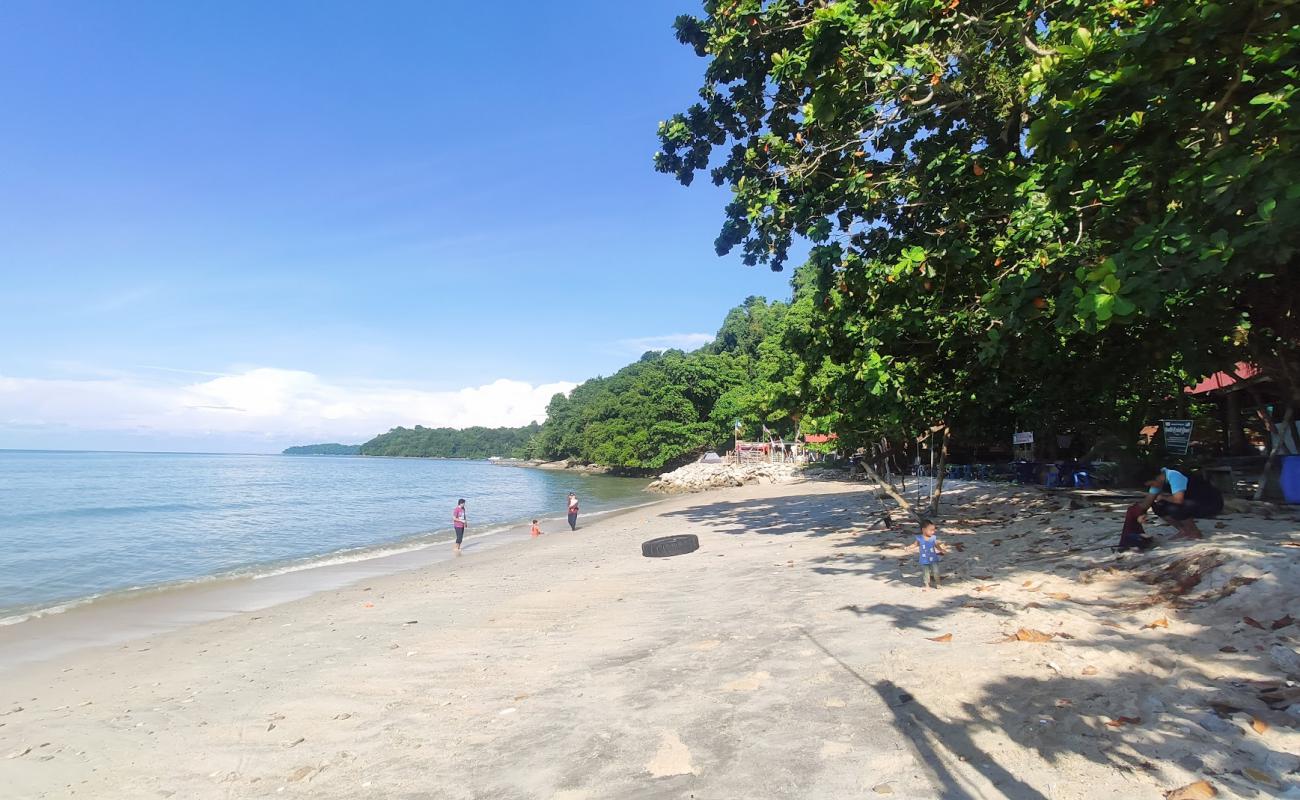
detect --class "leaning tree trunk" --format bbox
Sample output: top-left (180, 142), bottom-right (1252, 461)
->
top-left (858, 460), bottom-right (922, 522)
top-left (928, 425), bottom-right (951, 517)
top-left (1255, 404), bottom-right (1296, 501)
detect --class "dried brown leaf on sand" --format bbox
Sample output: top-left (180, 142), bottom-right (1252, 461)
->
top-left (1105, 715), bottom-right (1142, 728)
top-left (1242, 768), bottom-right (1278, 787)
top-left (1142, 617), bottom-right (1170, 630)
top-left (1270, 614), bottom-right (1295, 630)
top-left (1251, 717), bottom-right (1269, 735)
top-left (1046, 592), bottom-right (1071, 600)
top-left (1081, 666), bottom-right (1099, 676)
top-left (1012, 628), bottom-right (1054, 643)
top-left (1243, 616), bottom-right (1266, 629)
top-left (927, 633), bottom-right (953, 643)
top-left (1164, 780), bottom-right (1216, 800)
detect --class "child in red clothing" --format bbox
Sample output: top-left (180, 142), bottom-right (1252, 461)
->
top-left (530, 519), bottom-right (542, 538)
top-left (1117, 494), bottom-right (1157, 552)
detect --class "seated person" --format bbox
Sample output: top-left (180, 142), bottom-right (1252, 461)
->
top-left (1117, 494), bottom-right (1157, 552)
top-left (1145, 466), bottom-right (1224, 540)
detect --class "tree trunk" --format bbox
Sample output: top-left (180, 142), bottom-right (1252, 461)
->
top-left (858, 460), bottom-right (921, 522)
top-left (928, 425), bottom-right (951, 517)
top-left (1255, 404), bottom-right (1295, 501)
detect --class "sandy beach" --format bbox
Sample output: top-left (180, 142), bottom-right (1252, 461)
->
top-left (2, 477), bottom-right (1298, 799)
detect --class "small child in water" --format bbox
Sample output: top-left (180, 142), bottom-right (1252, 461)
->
top-left (912, 519), bottom-right (947, 591)
top-left (530, 519), bottom-right (542, 538)
top-left (1117, 494), bottom-right (1156, 552)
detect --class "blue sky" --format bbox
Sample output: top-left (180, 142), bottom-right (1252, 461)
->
top-left (0, 1), bottom-right (794, 451)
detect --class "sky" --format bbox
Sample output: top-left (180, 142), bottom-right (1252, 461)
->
top-left (0, 1), bottom-right (795, 452)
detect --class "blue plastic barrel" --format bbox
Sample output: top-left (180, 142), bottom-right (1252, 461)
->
top-left (1281, 455), bottom-right (1300, 504)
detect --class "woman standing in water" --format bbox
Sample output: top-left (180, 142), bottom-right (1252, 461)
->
top-left (566, 492), bottom-right (579, 531)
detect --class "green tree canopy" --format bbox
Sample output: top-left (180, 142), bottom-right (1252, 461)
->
top-left (656, 0), bottom-right (1299, 450)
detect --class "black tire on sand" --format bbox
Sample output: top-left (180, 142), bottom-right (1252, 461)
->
top-left (641, 534), bottom-right (700, 558)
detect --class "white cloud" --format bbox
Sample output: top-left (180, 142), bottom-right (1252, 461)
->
top-left (616, 333), bottom-right (714, 354)
top-left (0, 368), bottom-right (574, 451)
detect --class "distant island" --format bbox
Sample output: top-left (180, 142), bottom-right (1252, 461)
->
top-left (281, 443), bottom-right (361, 456)
top-left (283, 423), bottom-right (542, 460)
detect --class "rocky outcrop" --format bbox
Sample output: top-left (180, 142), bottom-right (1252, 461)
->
top-left (646, 462), bottom-right (801, 493)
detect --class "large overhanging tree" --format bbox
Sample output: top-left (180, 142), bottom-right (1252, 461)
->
top-left (655, 0), bottom-right (1300, 473)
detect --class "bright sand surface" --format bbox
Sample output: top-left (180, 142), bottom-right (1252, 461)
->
top-left (2, 477), bottom-right (1298, 799)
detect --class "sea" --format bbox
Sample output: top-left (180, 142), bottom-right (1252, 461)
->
top-left (0, 450), bottom-right (651, 626)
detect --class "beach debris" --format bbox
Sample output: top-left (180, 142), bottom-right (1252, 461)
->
top-left (1271, 614), bottom-right (1295, 630)
top-left (1251, 717), bottom-right (1269, 735)
top-left (1081, 666), bottom-right (1099, 676)
top-left (1104, 715), bottom-right (1141, 728)
top-left (1220, 645), bottom-right (1241, 653)
top-left (1006, 628), bottom-right (1055, 643)
top-left (1243, 616), bottom-right (1266, 629)
top-left (332, 713), bottom-right (351, 721)
top-left (641, 534), bottom-right (700, 558)
top-left (926, 633), bottom-right (953, 643)
top-left (1165, 780), bottom-right (1216, 800)
top-left (872, 784), bottom-right (895, 795)
top-left (973, 585), bottom-right (996, 592)
top-left (1142, 617), bottom-right (1170, 630)
top-left (6, 746), bottom-right (31, 759)
top-left (1046, 592), bottom-right (1071, 601)
top-left (286, 737), bottom-right (305, 748)
top-left (1241, 767), bottom-right (1279, 788)
top-left (404, 620), bottom-right (418, 625)
top-left (1055, 698), bottom-right (1073, 708)
top-left (288, 765), bottom-right (318, 783)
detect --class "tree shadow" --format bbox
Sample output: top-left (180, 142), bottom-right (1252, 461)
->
top-left (806, 627), bottom-right (1298, 797)
top-left (802, 628), bottom-right (1048, 799)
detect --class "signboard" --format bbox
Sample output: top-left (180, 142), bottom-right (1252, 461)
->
top-left (1012, 431), bottom-right (1035, 445)
top-left (1162, 420), bottom-right (1194, 455)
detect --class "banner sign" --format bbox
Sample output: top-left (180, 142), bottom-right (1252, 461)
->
top-left (1162, 420), bottom-right (1194, 455)
top-left (1012, 431), bottom-right (1034, 445)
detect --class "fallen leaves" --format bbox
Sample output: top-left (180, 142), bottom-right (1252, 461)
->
top-left (1242, 767), bottom-right (1278, 787)
top-left (1105, 715), bottom-right (1142, 728)
top-left (1243, 616), bottom-right (1265, 629)
top-left (1142, 617), bottom-right (1170, 630)
top-left (1270, 614), bottom-right (1295, 630)
top-left (927, 633), bottom-right (953, 643)
top-left (1250, 717), bottom-right (1269, 735)
top-left (1082, 666), bottom-right (1099, 676)
top-left (1046, 592), bottom-right (1071, 601)
top-left (1008, 628), bottom-right (1054, 643)
top-left (1165, 780), bottom-right (1216, 800)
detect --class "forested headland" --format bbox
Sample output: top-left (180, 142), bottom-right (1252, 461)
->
top-left (282, 443), bottom-right (361, 456)
top-left (358, 423), bottom-right (542, 460)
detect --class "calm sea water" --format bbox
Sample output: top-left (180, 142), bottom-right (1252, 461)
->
top-left (0, 451), bottom-right (649, 620)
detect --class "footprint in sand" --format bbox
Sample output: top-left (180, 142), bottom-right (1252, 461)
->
top-left (646, 730), bottom-right (695, 777)
top-left (819, 740), bottom-right (851, 758)
top-left (722, 671), bottom-right (771, 692)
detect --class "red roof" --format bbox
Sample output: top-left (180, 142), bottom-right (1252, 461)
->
top-left (1186, 363), bottom-right (1259, 395)
top-left (804, 433), bottom-right (838, 444)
